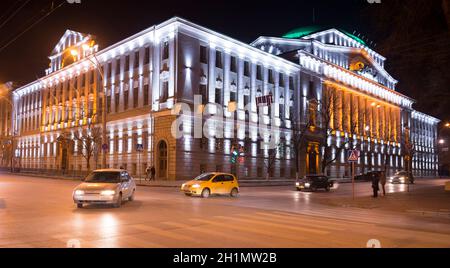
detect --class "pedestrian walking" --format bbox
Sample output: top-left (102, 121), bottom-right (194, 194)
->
top-left (145, 165), bottom-right (151, 181)
top-left (150, 166), bottom-right (156, 181)
top-left (380, 171), bottom-right (387, 196)
top-left (372, 173), bottom-right (380, 198)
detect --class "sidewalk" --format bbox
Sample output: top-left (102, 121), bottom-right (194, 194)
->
top-left (318, 182), bottom-right (450, 219)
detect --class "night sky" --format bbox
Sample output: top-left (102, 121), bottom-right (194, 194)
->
top-left (0, 0), bottom-right (448, 120)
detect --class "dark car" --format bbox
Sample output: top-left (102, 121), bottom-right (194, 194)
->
top-left (296, 175), bottom-right (334, 192)
top-left (355, 171), bottom-right (382, 182)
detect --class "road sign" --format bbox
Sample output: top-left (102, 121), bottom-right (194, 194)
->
top-left (136, 144), bottom-right (144, 152)
top-left (348, 150), bottom-right (360, 162)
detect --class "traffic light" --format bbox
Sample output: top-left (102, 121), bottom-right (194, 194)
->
top-left (230, 148), bottom-right (239, 164)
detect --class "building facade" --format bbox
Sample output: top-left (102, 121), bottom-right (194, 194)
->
top-left (8, 17), bottom-right (439, 180)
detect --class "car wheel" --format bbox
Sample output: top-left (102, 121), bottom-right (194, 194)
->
top-left (128, 190), bottom-right (135, 201)
top-left (201, 188), bottom-right (210, 198)
top-left (297, 188), bottom-right (302, 192)
top-left (77, 203), bottom-right (83, 209)
top-left (311, 186), bottom-right (317, 192)
top-left (114, 193), bottom-right (122, 208)
top-left (230, 188), bottom-right (239, 198)
top-left (325, 186), bottom-right (331, 192)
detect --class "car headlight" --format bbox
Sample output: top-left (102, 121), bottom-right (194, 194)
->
top-left (296, 182), bottom-right (300, 186)
top-left (74, 190), bottom-right (84, 196)
top-left (305, 183), bottom-right (311, 188)
top-left (100, 190), bottom-right (116, 196)
top-left (192, 184), bottom-right (201, 189)
top-left (400, 177), bottom-right (406, 182)
top-left (181, 184), bottom-right (186, 188)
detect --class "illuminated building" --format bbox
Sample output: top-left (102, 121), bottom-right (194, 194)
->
top-left (10, 18), bottom-right (439, 180)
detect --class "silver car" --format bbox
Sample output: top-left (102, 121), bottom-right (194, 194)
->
top-left (389, 171), bottom-right (413, 184)
top-left (73, 169), bottom-right (136, 208)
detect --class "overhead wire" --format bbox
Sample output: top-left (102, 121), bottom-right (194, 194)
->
top-left (0, 0), bottom-right (66, 54)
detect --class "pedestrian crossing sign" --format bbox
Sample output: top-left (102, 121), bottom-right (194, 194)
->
top-left (348, 150), bottom-right (360, 162)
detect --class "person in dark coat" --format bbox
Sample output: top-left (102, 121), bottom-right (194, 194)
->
top-left (380, 171), bottom-right (387, 196)
top-left (372, 174), bottom-right (380, 198)
top-left (150, 166), bottom-right (156, 181)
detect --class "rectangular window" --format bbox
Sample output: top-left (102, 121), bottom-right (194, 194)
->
top-left (289, 77), bottom-right (295, 89)
top-left (279, 74), bottom-right (285, 88)
top-left (134, 51), bottom-right (139, 69)
top-left (160, 82), bottom-right (169, 102)
top-left (133, 86), bottom-right (139, 108)
top-left (216, 50), bottom-right (222, 68)
top-left (107, 62), bottom-right (112, 80)
top-left (244, 61), bottom-right (250, 77)
top-left (230, 91), bottom-right (236, 102)
top-left (215, 88), bottom-right (221, 105)
top-left (162, 41), bottom-right (169, 60)
top-left (90, 70), bottom-right (95, 85)
top-left (230, 56), bottom-right (237, 72)
top-left (115, 93), bottom-right (120, 112)
top-left (268, 69), bottom-right (274, 84)
top-left (115, 60), bottom-right (120, 76)
top-left (123, 134), bottom-right (128, 153)
top-left (80, 73), bottom-right (85, 88)
top-left (125, 55), bottom-right (130, 72)
top-left (143, 131), bottom-right (148, 150)
top-left (144, 47), bottom-right (150, 65)
top-left (200, 45), bottom-right (208, 63)
top-left (256, 65), bottom-right (262, 80)
top-left (124, 91), bottom-right (129, 110)
top-left (143, 84), bottom-right (149, 106)
top-left (199, 85), bottom-right (207, 105)
top-left (244, 95), bottom-right (250, 108)
top-left (107, 95), bottom-right (111, 113)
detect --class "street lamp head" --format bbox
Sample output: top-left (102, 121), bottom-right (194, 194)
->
top-left (439, 139), bottom-right (445, 145)
top-left (82, 44), bottom-right (90, 51)
top-left (70, 49), bottom-right (78, 57)
top-left (365, 126), bottom-right (370, 132)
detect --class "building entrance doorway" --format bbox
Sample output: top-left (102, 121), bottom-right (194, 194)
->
top-left (157, 141), bottom-right (168, 179)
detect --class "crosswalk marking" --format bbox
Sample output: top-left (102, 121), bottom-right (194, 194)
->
top-left (189, 218), bottom-right (317, 243)
top-left (131, 224), bottom-right (198, 242)
top-left (161, 221), bottom-right (274, 247)
top-left (213, 215), bottom-right (330, 235)
top-left (241, 213), bottom-right (346, 232)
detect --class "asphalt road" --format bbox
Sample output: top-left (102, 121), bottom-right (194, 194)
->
top-left (0, 173), bottom-right (449, 248)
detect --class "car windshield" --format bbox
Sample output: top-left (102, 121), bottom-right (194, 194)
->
top-left (84, 172), bottom-right (121, 183)
top-left (305, 176), bottom-right (321, 181)
top-left (395, 171), bottom-right (408, 176)
top-left (194, 173), bottom-right (215, 181)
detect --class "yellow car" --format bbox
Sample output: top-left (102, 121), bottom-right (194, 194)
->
top-left (181, 173), bottom-right (239, 198)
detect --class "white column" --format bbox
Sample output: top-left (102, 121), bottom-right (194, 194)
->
top-left (208, 45), bottom-right (216, 103)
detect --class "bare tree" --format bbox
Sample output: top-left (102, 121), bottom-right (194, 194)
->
top-left (73, 124), bottom-right (102, 172)
top-left (318, 89), bottom-right (339, 174)
top-left (56, 132), bottom-right (75, 174)
top-left (319, 89), bottom-right (359, 175)
top-left (290, 109), bottom-right (311, 179)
